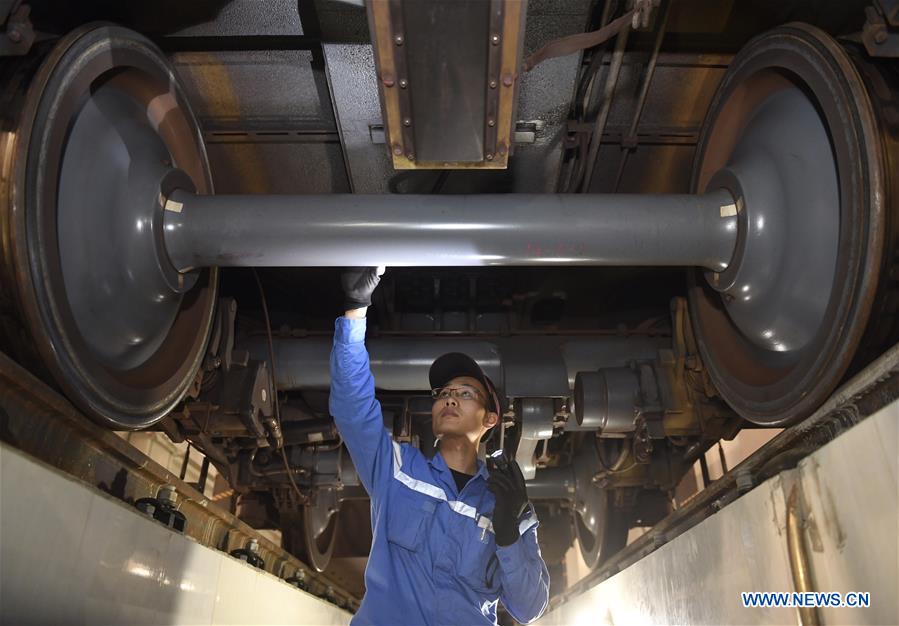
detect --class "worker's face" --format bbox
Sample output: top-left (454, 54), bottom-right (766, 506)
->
top-left (431, 376), bottom-right (498, 444)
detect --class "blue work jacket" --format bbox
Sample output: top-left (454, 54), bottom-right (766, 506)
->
top-left (329, 317), bottom-right (550, 626)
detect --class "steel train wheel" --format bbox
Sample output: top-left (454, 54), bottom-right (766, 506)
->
top-left (689, 24), bottom-right (898, 426)
top-left (571, 440), bottom-right (629, 569)
top-left (282, 503), bottom-right (340, 573)
top-left (0, 24), bottom-right (217, 429)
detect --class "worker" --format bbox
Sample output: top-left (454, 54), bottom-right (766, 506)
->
top-left (329, 267), bottom-right (550, 626)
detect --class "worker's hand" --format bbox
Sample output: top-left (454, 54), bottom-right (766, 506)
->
top-left (487, 455), bottom-right (530, 547)
top-left (341, 266), bottom-right (385, 313)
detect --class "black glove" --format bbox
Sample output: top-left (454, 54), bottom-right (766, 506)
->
top-left (487, 455), bottom-right (530, 547)
top-left (341, 267), bottom-right (384, 311)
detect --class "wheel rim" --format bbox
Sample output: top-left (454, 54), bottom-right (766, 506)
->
top-left (572, 440), bottom-right (628, 569)
top-left (302, 498), bottom-right (339, 573)
top-left (5, 24), bottom-right (217, 428)
top-left (689, 24), bottom-right (890, 426)
top-left (282, 488), bottom-right (340, 573)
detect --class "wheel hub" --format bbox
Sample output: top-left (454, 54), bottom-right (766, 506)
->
top-left (58, 75), bottom-right (198, 369)
top-left (704, 84), bottom-right (840, 357)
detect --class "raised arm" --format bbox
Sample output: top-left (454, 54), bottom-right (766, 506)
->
top-left (328, 268), bottom-right (394, 501)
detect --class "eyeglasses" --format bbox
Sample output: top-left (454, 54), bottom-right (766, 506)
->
top-left (430, 386), bottom-right (485, 402)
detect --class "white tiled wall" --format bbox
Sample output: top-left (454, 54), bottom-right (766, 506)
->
top-left (0, 443), bottom-right (351, 626)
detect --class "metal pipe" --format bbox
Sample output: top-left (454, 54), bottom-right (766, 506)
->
top-left (527, 465), bottom-right (577, 500)
top-left (787, 484), bottom-right (820, 626)
top-left (244, 335), bottom-right (668, 391)
top-left (580, 19), bottom-right (631, 192)
top-left (560, 0), bottom-right (615, 193)
top-left (163, 189), bottom-right (737, 272)
top-left (612, 0), bottom-right (671, 192)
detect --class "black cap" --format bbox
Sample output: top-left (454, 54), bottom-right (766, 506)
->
top-left (429, 352), bottom-right (503, 414)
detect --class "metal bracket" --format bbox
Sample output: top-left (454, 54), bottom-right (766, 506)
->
top-left (0, 4), bottom-right (34, 57)
top-left (516, 397), bottom-right (556, 479)
top-left (863, 3), bottom-right (899, 57)
top-left (367, 0), bottom-right (526, 169)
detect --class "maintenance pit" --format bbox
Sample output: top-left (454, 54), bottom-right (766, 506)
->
top-left (1, 1), bottom-right (897, 624)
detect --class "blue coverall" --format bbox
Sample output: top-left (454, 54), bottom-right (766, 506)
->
top-left (329, 317), bottom-right (550, 626)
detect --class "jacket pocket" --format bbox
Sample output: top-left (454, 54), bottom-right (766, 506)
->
top-left (457, 521), bottom-right (502, 595)
top-left (386, 489), bottom-right (436, 551)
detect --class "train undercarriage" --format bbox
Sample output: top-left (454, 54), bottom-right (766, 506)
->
top-left (1, 0), bottom-right (897, 616)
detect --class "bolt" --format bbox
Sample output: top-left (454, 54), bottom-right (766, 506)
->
top-left (489, 79), bottom-right (498, 89)
top-left (406, 152), bottom-right (415, 161)
top-left (399, 78), bottom-right (408, 88)
top-left (394, 34), bottom-right (404, 46)
top-left (248, 538), bottom-right (259, 553)
top-left (491, 34), bottom-right (500, 45)
top-left (403, 118), bottom-right (412, 127)
top-left (735, 470), bottom-right (754, 493)
top-left (382, 75), bottom-right (395, 87)
top-left (487, 118), bottom-right (495, 127)
top-left (157, 484), bottom-right (178, 507)
top-left (136, 500), bottom-right (156, 516)
top-left (502, 74), bottom-right (514, 87)
top-left (261, 388), bottom-right (267, 403)
top-left (485, 153), bottom-right (494, 161)
top-left (393, 145), bottom-right (403, 156)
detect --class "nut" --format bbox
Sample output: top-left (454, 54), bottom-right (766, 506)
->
top-left (157, 484), bottom-right (178, 506)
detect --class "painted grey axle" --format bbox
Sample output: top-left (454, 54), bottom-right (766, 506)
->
top-left (162, 189), bottom-right (738, 271)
